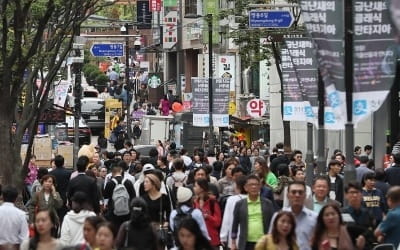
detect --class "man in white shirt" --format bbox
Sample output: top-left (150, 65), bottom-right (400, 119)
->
top-left (0, 186), bottom-right (29, 247)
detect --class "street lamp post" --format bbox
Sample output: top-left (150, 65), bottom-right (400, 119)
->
top-left (207, 14), bottom-right (214, 152)
top-left (121, 24), bottom-right (132, 141)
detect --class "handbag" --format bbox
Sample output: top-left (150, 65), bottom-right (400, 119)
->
top-left (157, 195), bottom-right (173, 248)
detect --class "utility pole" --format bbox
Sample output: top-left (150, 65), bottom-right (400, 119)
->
top-left (207, 14), bottom-right (214, 152)
top-left (121, 24), bottom-right (132, 141)
top-left (316, 70), bottom-right (326, 176)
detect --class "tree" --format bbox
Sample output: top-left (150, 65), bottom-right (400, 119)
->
top-left (0, 0), bottom-right (112, 186)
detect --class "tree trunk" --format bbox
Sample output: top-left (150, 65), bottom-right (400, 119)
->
top-left (0, 105), bottom-right (22, 186)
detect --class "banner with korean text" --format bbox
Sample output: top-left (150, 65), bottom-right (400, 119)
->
top-left (192, 77), bottom-right (209, 127)
top-left (212, 78), bottom-right (230, 127)
top-left (352, 0), bottom-right (396, 124)
top-left (300, 0), bottom-right (396, 128)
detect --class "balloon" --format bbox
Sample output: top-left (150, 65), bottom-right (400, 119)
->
top-left (172, 102), bottom-right (183, 112)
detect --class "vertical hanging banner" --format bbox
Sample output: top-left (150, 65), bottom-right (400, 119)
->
top-left (203, 0), bottom-right (220, 44)
top-left (281, 46), bottom-right (308, 121)
top-left (352, 0), bottom-right (396, 124)
top-left (285, 38), bottom-right (318, 122)
top-left (163, 11), bottom-right (178, 49)
top-left (212, 78), bottom-right (230, 127)
top-left (137, 1), bottom-right (152, 29)
top-left (216, 55), bottom-right (236, 93)
top-left (192, 77), bottom-right (210, 127)
top-left (299, 0), bottom-right (346, 129)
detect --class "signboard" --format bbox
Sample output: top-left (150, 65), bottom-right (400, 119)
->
top-left (148, 75), bottom-right (161, 88)
top-left (163, 11), bottom-right (178, 49)
top-left (249, 10), bottom-right (294, 28)
top-left (137, 1), bottom-right (152, 29)
top-left (192, 77), bottom-right (209, 127)
top-left (352, 0), bottom-right (396, 124)
top-left (39, 109), bottom-right (66, 123)
top-left (90, 43), bottom-right (123, 57)
top-left (163, 0), bottom-right (177, 7)
top-left (53, 80), bottom-right (70, 109)
top-left (246, 99), bottom-right (267, 118)
top-left (217, 55), bottom-right (235, 92)
top-left (149, 0), bottom-right (161, 12)
top-left (212, 78), bottom-right (230, 127)
top-left (285, 38), bottom-right (318, 122)
top-left (300, 0), bottom-right (346, 129)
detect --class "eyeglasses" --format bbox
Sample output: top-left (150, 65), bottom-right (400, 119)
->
top-left (290, 190), bottom-right (305, 195)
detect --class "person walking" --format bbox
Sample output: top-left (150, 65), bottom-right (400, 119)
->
top-left (175, 217), bottom-right (214, 250)
top-left (255, 211), bottom-right (299, 250)
top-left (67, 156), bottom-right (101, 214)
top-left (0, 186), bottom-right (29, 249)
top-left (231, 175), bottom-right (275, 250)
top-left (60, 192), bottom-right (96, 246)
top-left (28, 175), bottom-right (63, 227)
top-left (310, 204), bottom-right (354, 250)
top-left (115, 197), bottom-right (159, 250)
top-left (49, 155), bottom-right (71, 223)
top-left (20, 209), bottom-right (64, 250)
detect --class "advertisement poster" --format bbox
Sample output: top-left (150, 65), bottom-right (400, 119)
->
top-left (212, 78), bottom-right (230, 127)
top-left (192, 77), bottom-right (209, 127)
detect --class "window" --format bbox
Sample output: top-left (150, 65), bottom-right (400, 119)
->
top-left (185, 0), bottom-right (197, 16)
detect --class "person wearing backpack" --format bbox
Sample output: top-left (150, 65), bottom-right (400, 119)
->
top-left (103, 164), bottom-right (135, 230)
top-left (166, 159), bottom-right (188, 192)
top-left (169, 187), bottom-right (210, 241)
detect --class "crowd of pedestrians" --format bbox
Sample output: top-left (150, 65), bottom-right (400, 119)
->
top-left (1, 140), bottom-right (400, 250)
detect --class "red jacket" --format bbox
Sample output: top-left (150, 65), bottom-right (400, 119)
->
top-left (194, 197), bottom-right (221, 246)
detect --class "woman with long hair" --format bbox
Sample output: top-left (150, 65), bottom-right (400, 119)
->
top-left (28, 174), bottom-right (63, 225)
top-left (141, 173), bottom-right (171, 248)
top-left (193, 178), bottom-right (221, 248)
top-left (175, 217), bottom-right (214, 250)
top-left (20, 209), bottom-right (63, 250)
top-left (311, 204), bottom-right (354, 250)
top-left (95, 222), bottom-right (117, 250)
top-left (254, 157), bottom-right (278, 189)
top-left (255, 211), bottom-right (299, 250)
top-left (115, 197), bottom-right (159, 250)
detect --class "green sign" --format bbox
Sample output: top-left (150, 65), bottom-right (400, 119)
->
top-left (164, 0), bottom-right (177, 7)
top-left (148, 75), bottom-right (161, 88)
top-left (203, 0), bottom-right (219, 44)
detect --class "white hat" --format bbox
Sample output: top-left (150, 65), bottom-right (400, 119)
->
top-left (142, 163), bottom-right (155, 173)
top-left (177, 187), bottom-right (193, 203)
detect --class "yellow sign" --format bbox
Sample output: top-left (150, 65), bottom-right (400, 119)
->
top-left (105, 99), bottom-right (122, 138)
top-left (228, 102), bottom-right (236, 115)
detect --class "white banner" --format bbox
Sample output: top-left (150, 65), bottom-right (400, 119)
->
top-left (53, 80), bottom-right (70, 109)
top-left (216, 55), bottom-right (235, 92)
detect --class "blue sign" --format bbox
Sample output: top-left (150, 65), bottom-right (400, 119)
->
top-left (249, 10), bottom-right (294, 28)
top-left (90, 43), bottom-right (124, 57)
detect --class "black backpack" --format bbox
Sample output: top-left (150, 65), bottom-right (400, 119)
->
top-left (173, 206), bottom-right (193, 232)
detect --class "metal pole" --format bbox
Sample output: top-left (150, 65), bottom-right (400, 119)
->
top-left (73, 63), bottom-right (82, 169)
top-left (316, 70), bottom-right (326, 176)
top-left (125, 36), bottom-right (132, 141)
top-left (305, 122), bottom-right (314, 186)
top-left (344, 0), bottom-right (356, 187)
top-left (207, 14), bottom-right (214, 152)
top-left (177, 0), bottom-right (184, 98)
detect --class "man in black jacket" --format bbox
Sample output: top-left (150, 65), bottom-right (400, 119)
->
top-left (231, 175), bottom-right (274, 250)
top-left (49, 155), bottom-right (71, 222)
top-left (67, 156), bottom-right (100, 214)
top-left (269, 143), bottom-right (289, 176)
top-left (385, 153), bottom-right (400, 186)
top-left (327, 160), bottom-right (344, 205)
